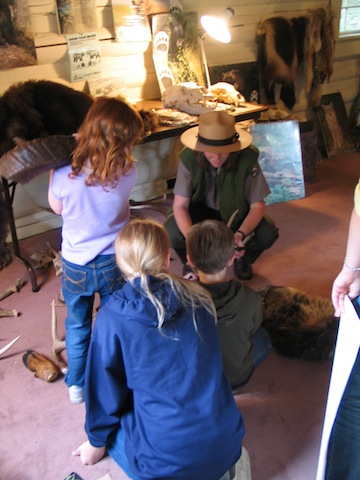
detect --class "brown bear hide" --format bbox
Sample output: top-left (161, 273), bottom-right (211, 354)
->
top-left (261, 285), bottom-right (338, 361)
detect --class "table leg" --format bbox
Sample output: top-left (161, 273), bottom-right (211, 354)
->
top-left (2, 177), bottom-right (40, 292)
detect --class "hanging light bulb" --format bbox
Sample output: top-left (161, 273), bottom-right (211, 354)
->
top-left (200, 7), bottom-right (234, 43)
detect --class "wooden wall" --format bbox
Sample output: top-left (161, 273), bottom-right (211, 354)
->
top-left (2, 0), bottom-right (359, 239)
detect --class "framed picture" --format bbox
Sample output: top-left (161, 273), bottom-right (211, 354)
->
top-left (316, 93), bottom-right (355, 158)
top-left (56, 0), bottom-right (97, 34)
top-left (349, 92), bottom-right (360, 152)
top-left (209, 62), bottom-right (260, 103)
top-left (250, 120), bottom-right (305, 205)
top-left (0, 0), bottom-right (37, 69)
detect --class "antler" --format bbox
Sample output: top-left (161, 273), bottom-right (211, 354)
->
top-left (51, 298), bottom-right (67, 374)
top-left (0, 278), bottom-right (24, 301)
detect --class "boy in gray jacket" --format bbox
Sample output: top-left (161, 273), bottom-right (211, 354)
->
top-left (186, 219), bottom-right (272, 392)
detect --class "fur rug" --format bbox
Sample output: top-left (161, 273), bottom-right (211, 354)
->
top-left (261, 285), bottom-right (338, 361)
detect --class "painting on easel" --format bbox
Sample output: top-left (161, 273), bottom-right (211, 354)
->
top-left (250, 120), bottom-right (305, 205)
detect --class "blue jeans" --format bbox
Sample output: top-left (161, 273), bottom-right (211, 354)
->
top-left (107, 423), bottom-right (236, 480)
top-left (232, 327), bottom-right (272, 390)
top-left (325, 296), bottom-right (360, 479)
top-left (62, 255), bottom-right (123, 388)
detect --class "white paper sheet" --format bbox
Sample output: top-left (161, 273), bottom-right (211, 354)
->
top-left (67, 32), bottom-right (101, 83)
top-left (316, 295), bottom-right (360, 480)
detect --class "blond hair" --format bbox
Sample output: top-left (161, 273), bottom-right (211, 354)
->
top-left (115, 219), bottom-right (216, 332)
top-left (71, 96), bottom-right (144, 187)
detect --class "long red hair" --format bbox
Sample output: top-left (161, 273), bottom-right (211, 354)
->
top-left (71, 96), bottom-right (144, 187)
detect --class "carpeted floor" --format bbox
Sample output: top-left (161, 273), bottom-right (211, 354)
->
top-left (0, 152), bottom-right (359, 480)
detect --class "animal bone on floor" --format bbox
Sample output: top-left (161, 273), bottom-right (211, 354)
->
top-left (0, 278), bottom-right (24, 317)
top-left (0, 277), bottom-right (24, 301)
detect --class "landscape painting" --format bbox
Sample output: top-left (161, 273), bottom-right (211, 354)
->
top-left (250, 120), bottom-right (305, 205)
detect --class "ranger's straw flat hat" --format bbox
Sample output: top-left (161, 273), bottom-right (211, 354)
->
top-left (180, 110), bottom-right (252, 153)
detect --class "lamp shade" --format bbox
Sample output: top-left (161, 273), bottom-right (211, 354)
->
top-left (200, 7), bottom-right (234, 43)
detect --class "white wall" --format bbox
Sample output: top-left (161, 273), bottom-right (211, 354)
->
top-left (2, 0), bottom-right (359, 239)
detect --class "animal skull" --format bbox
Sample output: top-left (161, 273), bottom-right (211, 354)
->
top-left (162, 83), bottom-right (214, 115)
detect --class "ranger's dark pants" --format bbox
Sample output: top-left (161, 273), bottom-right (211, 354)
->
top-left (164, 203), bottom-right (279, 265)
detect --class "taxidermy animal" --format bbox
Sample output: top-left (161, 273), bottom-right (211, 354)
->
top-left (261, 285), bottom-right (338, 361)
top-left (0, 80), bottom-right (93, 270)
top-left (0, 80), bottom-right (93, 157)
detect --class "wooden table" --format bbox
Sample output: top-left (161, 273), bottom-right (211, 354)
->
top-left (136, 100), bottom-right (268, 143)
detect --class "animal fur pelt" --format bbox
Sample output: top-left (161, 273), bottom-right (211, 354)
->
top-left (257, 8), bottom-right (335, 111)
top-left (305, 7), bottom-right (336, 109)
top-left (0, 80), bottom-right (93, 270)
top-left (261, 285), bottom-right (338, 361)
top-left (257, 17), bottom-right (304, 110)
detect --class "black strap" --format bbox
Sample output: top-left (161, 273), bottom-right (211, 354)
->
top-left (197, 132), bottom-right (239, 146)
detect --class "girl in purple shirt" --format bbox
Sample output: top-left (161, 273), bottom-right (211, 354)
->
top-left (48, 97), bottom-right (144, 404)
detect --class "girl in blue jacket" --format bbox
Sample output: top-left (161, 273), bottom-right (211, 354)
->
top-left (73, 219), bottom-right (246, 480)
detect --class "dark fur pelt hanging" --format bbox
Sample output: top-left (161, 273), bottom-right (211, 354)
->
top-left (257, 16), bottom-right (308, 110)
top-left (261, 285), bottom-right (338, 362)
top-left (257, 17), bottom-right (299, 110)
top-left (0, 80), bottom-right (94, 270)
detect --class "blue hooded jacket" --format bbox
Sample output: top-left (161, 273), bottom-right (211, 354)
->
top-left (85, 276), bottom-right (245, 479)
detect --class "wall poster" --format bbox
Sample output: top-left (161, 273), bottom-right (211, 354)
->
top-left (0, 0), bottom-right (37, 69)
top-left (67, 32), bottom-right (101, 83)
top-left (151, 11), bottom-right (204, 94)
top-left (56, 0), bottom-right (97, 35)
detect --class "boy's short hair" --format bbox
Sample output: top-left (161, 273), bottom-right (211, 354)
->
top-left (187, 220), bottom-right (235, 274)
